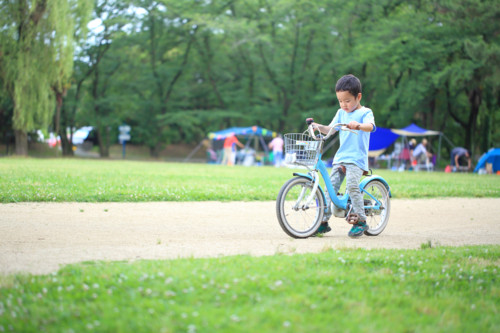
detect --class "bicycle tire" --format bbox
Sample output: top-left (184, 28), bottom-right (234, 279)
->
top-left (276, 177), bottom-right (325, 238)
top-left (362, 180), bottom-right (391, 236)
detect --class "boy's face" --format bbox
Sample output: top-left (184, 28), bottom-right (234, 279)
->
top-left (336, 90), bottom-right (362, 113)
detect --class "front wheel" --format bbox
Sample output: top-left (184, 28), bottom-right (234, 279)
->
top-left (276, 177), bottom-right (325, 238)
top-left (362, 180), bottom-right (391, 236)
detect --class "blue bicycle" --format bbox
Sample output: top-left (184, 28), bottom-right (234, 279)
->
top-left (276, 122), bottom-right (391, 238)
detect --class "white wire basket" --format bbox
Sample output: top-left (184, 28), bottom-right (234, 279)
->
top-left (283, 133), bottom-right (322, 167)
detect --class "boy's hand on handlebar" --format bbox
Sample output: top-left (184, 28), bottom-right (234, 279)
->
top-left (305, 118), bottom-right (319, 129)
top-left (346, 121), bottom-right (361, 130)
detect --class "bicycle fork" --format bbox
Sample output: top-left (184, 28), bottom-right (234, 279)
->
top-left (293, 172), bottom-right (320, 211)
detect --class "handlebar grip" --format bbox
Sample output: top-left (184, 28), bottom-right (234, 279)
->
top-left (306, 118), bottom-right (314, 125)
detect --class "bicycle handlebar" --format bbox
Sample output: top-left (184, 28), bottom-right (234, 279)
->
top-left (307, 122), bottom-right (358, 140)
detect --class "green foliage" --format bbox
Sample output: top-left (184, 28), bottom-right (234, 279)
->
top-left (0, 0), bottom-right (92, 132)
top-left (1, 0), bottom-right (500, 157)
top-left (1, 246), bottom-right (498, 332)
top-left (0, 158), bottom-right (499, 203)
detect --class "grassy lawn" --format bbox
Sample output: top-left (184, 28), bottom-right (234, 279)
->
top-left (0, 158), bottom-right (499, 202)
top-left (0, 246), bottom-right (498, 332)
top-left (1, 158), bottom-right (498, 332)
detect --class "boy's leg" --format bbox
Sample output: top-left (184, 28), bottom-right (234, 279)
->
top-left (322, 164), bottom-right (345, 222)
top-left (345, 163), bottom-right (366, 220)
top-left (345, 164), bottom-right (368, 237)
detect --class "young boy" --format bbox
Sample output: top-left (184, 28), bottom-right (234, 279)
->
top-left (311, 74), bottom-right (376, 238)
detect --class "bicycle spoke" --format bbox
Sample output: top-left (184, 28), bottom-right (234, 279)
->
top-left (277, 177), bottom-right (324, 238)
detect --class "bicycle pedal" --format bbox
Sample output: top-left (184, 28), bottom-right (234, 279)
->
top-left (346, 213), bottom-right (359, 224)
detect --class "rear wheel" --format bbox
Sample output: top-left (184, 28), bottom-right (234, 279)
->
top-left (276, 177), bottom-right (324, 238)
top-left (362, 180), bottom-right (390, 236)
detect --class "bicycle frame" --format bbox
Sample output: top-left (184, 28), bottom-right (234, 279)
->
top-left (295, 152), bottom-right (387, 215)
top-left (278, 122), bottom-right (392, 238)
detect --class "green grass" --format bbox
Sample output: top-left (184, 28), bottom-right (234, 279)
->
top-left (0, 158), bottom-right (499, 202)
top-left (1, 158), bottom-right (498, 331)
top-left (1, 246), bottom-right (498, 332)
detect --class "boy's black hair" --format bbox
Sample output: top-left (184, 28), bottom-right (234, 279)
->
top-left (335, 74), bottom-right (362, 96)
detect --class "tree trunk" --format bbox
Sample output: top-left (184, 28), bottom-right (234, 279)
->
top-left (279, 95), bottom-right (292, 132)
top-left (427, 98), bottom-right (435, 130)
top-left (54, 90), bottom-right (74, 156)
top-left (54, 91), bottom-right (62, 136)
top-left (59, 127), bottom-right (74, 156)
top-left (96, 127), bottom-right (109, 157)
top-left (15, 130), bottom-right (28, 156)
top-left (149, 144), bottom-right (161, 158)
top-left (466, 87), bottom-right (481, 152)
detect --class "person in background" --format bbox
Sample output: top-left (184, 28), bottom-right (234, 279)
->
top-left (450, 147), bottom-right (471, 172)
top-left (399, 140), bottom-right (411, 170)
top-left (409, 138), bottom-right (416, 148)
top-left (412, 138), bottom-right (432, 165)
top-left (408, 138), bottom-right (417, 168)
top-left (268, 134), bottom-right (284, 167)
top-left (221, 134), bottom-right (244, 166)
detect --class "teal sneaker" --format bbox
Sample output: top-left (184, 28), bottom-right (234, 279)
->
top-left (348, 221), bottom-right (368, 238)
top-left (314, 222), bottom-right (331, 235)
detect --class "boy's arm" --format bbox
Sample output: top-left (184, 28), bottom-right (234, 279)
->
top-left (346, 121), bottom-right (374, 132)
top-left (345, 109), bottom-right (375, 132)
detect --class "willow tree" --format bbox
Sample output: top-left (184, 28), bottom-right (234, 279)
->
top-left (0, 0), bottom-right (91, 155)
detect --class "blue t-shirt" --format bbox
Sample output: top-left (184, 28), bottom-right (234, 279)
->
top-left (328, 106), bottom-right (376, 171)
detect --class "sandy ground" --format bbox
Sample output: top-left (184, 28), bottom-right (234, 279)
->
top-left (1, 199), bottom-right (500, 275)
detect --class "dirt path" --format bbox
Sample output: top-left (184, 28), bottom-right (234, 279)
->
top-left (1, 199), bottom-right (499, 275)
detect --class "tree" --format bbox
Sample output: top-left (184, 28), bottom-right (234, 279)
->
top-left (5, 0), bottom-right (495, 159)
top-left (53, 1), bottom-right (92, 156)
top-left (0, 0), bottom-right (91, 155)
top-left (73, 0), bottom-right (131, 157)
top-left (331, 0), bottom-right (500, 156)
top-left (248, 0), bottom-right (338, 132)
top-left (126, 0), bottom-right (199, 156)
top-left (436, 0), bottom-right (500, 152)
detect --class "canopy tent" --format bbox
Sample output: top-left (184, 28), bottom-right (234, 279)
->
top-left (474, 148), bottom-right (500, 173)
top-left (391, 123), bottom-right (441, 136)
top-left (368, 123), bottom-right (449, 168)
top-left (184, 125), bottom-right (277, 163)
top-left (207, 126), bottom-right (276, 140)
top-left (369, 123), bottom-right (442, 153)
top-left (207, 126), bottom-right (276, 152)
top-left (368, 127), bottom-right (400, 156)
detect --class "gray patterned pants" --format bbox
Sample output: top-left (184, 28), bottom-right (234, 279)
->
top-left (323, 163), bottom-right (366, 222)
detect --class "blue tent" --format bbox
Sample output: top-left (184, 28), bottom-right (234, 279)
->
top-left (208, 126), bottom-right (276, 140)
top-left (391, 123), bottom-right (441, 136)
top-left (208, 125), bottom-right (277, 156)
top-left (368, 123), bottom-right (443, 157)
top-left (474, 148), bottom-right (500, 173)
top-left (183, 125), bottom-right (278, 163)
top-left (369, 127), bottom-right (400, 155)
